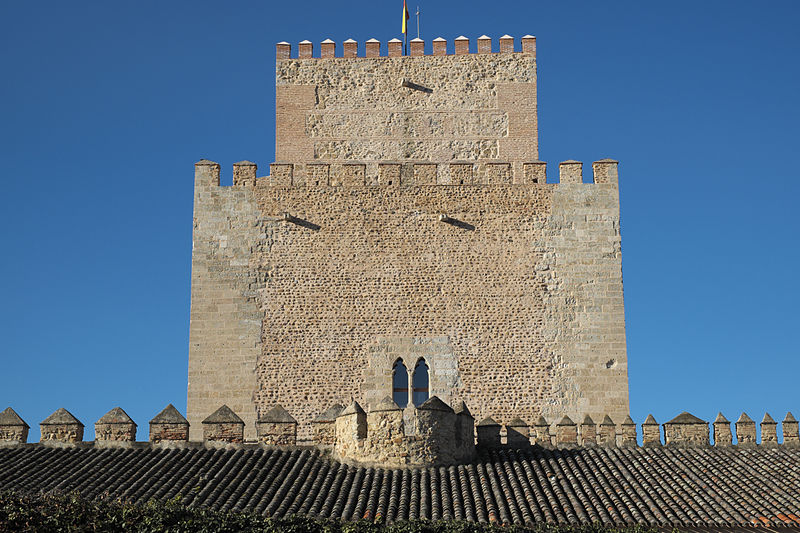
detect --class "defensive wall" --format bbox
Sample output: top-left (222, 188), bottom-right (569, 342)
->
top-left (187, 35), bottom-right (629, 441)
top-left (188, 159), bottom-right (628, 441)
top-left (2, 405), bottom-right (798, 461)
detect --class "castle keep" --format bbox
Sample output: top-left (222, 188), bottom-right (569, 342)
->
top-left (187, 35), bottom-right (629, 443)
top-left (3, 32), bottom-right (800, 531)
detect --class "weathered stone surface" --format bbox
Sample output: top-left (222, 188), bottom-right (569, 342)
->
top-left (187, 160), bottom-right (260, 441)
top-left (506, 418), bottom-right (530, 447)
top-left (712, 413), bottom-right (732, 447)
top-left (276, 53), bottom-right (537, 165)
top-left (761, 413), bottom-right (778, 447)
top-left (580, 415), bottom-right (597, 446)
top-left (620, 415), bottom-right (637, 447)
top-left (783, 412), bottom-right (799, 446)
top-left (664, 412), bottom-right (708, 447)
top-left (312, 404), bottom-right (343, 446)
top-left (203, 405), bottom-right (245, 444)
top-left (532, 416), bottom-right (551, 447)
top-left (256, 405), bottom-right (296, 445)
top-left (149, 404), bottom-right (189, 443)
top-left (362, 337), bottom-right (459, 411)
top-left (151, 404), bottom-right (188, 424)
top-left (641, 414), bottom-right (660, 447)
top-left (0, 408), bottom-right (29, 443)
top-left (418, 396), bottom-right (453, 413)
top-left (476, 417), bottom-right (502, 448)
top-left (95, 407), bottom-right (136, 442)
top-left (40, 408), bottom-right (83, 444)
top-left (233, 161), bottom-right (257, 187)
top-left (598, 415), bottom-right (616, 447)
top-left (333, 397), bottom-right (475, 467)
top-left (335, 401), bottom-right (367, 458)
top-left (735, 413), bottom-right (756, 447)
top-left (187, 39), bottom-right (629, 445)
top-left (258, 405), bottom-right (296, 423)
top-left (555, 415), bottom-right (577, 446)
top-left (454, 402), bottom-right (475, 450)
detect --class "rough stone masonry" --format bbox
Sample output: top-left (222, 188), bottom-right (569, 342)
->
top-left (187, 35), bottom-right (629, 441)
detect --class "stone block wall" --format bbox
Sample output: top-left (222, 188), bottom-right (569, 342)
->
top-left (2, 407), bottom-right (799, 462)
top-left (203, 422), bottom-right (244, 443)
top-left (150, 424), bottom-right (188, 443)
top-left (311, 404), bottom-right (342, 446)
top-left (40, 408), bottom-right (83, 444)
top-left (362, 336), bottom-right (458, 409)
top-left (187, 33), bottom-right (629, 441)
top-left (275, 36), bottom-right (538, 171)
top-left (332, 397), bottom-right (475, 467)
top-left (94, 424), bottom-right (136, 442)
top-left (0, 408), bottom-right (29, 444)
top-left (188, 160), bottom-right (629, 441)
top-left (334, 403), bottom-right (368, 459)
top-left (256, 421), bottom-right (297, 445)
top-left (150, 404), bottom-right (190, 443)
top-left (411, 400), bottom-right (463, 464)
top-left (0, 425), bottom-right (28, 443)
top-left (187, 161), bottom-right (262, 441)
top-left (95, 407), bottom-right (136, 442)
top-left (361, 405), bottom-right (408, 465)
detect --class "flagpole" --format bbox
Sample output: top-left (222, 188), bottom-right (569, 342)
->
top-left (402, 0), bottom-right (408, 55)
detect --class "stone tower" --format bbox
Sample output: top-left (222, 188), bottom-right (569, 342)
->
top-left (187, 35), bottom-right (629, 441)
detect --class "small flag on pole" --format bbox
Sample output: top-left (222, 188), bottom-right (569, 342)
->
top-left (402, 0), bottom-right (410, 54)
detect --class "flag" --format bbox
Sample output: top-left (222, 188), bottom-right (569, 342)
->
top-left (402, 0), bottom-right (409, 34)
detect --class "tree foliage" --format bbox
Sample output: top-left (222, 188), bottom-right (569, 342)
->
top-left (0, 491), bottom-right (662, 533)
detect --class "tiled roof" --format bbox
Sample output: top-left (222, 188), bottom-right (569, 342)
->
top-left (2, 445), bottom-right (800, 528)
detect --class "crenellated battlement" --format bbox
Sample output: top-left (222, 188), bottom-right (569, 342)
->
top-left (273, 34), bottom-right (539, 166)
top-left (2, 404), bottom-right (798, 464)
top-left (276, 34), bottom-right (535, 60)
top-left (332, 397), bottom-right (476, 467)
top-left (195, 159), bottom-right (620, 188)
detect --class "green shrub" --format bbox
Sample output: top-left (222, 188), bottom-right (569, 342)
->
top-left (0, 491), bottom-right (662, 533)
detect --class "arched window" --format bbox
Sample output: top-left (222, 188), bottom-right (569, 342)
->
top-left (412, 359), bottom-right (429, 406)
top-left (392, 359), bottom-right (409, 408)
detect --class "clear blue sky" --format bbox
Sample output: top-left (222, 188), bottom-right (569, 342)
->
top-left (1, 1), bottom-right (798, 441)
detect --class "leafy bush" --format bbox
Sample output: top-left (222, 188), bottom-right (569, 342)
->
top-left (0, 491), bottom-right (662, 533)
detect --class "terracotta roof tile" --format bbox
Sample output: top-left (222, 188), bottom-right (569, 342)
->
top-left (1, 445), bottom-right (800, 528)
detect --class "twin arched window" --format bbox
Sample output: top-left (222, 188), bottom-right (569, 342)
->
top-left (392, 358), bottom-right (429, 408)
